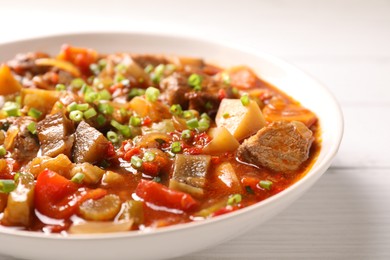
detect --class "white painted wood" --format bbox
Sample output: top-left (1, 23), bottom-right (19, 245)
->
top-left (0, 0), bottom-right (389, 259)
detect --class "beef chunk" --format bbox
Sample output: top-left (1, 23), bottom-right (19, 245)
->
top-left (237, 121), bottom-right (313, 172)
top-left (37, 113), bottom-right (75, 158)
top-left (131, 54), bottom-right (168, 68)
top-left (7, 52), bottom-right (50, 76)
top-left (72, 121), bottom-right (109, 163)
top-left (3, 117), bottom-right (39, 162)
top-left (160, 72), bottom-right (192, 108)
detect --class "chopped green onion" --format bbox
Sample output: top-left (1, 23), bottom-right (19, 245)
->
top-left (240, 94), bottom-right (250, 106)
top-left (84, 91), bottom-right (99, 103)
top-left (223, 112), bottom-right (230, 118)
top-left (259, 180), bottom-right (273, 190)
top-left (99, 90), bottom-right (112, 101)
top-left (143, 151), bottom-right (156, 162)
top-left (145, 87), bottom-right (160, 102)
top-left (28, 108), bottom-right (42, 119)
top-left (55, 84), bottom-right (66, 91)
top-left (66, 102), bottom-right (78, 112)
top-left (76, 103), bottom-right (89, 111)
top-left (131, 155), bottom-right (143, 169)
top-left (165, 64), bottom-right (176, 72)
top-left (3, 102), bottom-right (20, 117)
top-left (128, 88), bottom-right (146, 99)
top-left (188, 73), bottom-right (202, 87)
top-left (27, 122), bottom-right (37, 135)
top-left (152, 176), bottom-right (161, 183)
top-left (129, 116), bottom-right (141, 127)
top-left (98, 59), bottom-right (107, 69)
top-left (171, 141), bottom-right (182, 153)
top-left (227, 194), bottom-right (242, 205)
top-left (0, 179), bottom-right (16, 193)
top-left (170, 104), bottom-right (183, 116)
top-left (144, 64), bottom-right (154, 74)
top-left (69, 110), bottom-right (83, 122)
top-left (71, 173), bottom-right (85, 184)
top-left (205, 101), bottom-right (213, 109)
top-left (221, 72), bottom-right (231, 84)
top-left (115, 63), bottom-right (128, 73)
top-left (83, 108), bottom-right (97, 119)
top-left (107, 131), bottom-right (119, 143)
top-left (245, 185), bottom-right (254, 194)
top-left (198, 118), bottom-right (210, 132)
top-left (96, 114), bottom-right (106, 126)
top-left (186, 118), bottom-right (199, 130)
top-left (232, 88), bottom-right (239, 95)
top-left (71, 78), bottom-right (85, 89)
top-left (15, 96), bottom-right (21, 105)
top-left (154, 64), bottom-right (165, 75)
top-left (200, 113), bottom-right (210, 120)
top-left (111, 120), bottom-right (132, 138)
top-left (182, 110), bottom-right (194, 119)
top-left (193, 85), bottom-right (202, 91)
top-left (115, 74), bottom-right (125, 83)
top-left (181, 129), bottom-right (191, 139)
top-left (0, 146), bottom-right (6, 157)
top-left (89, 63), bottom-right (100, 75)
top-left (98, 102), bottom-right (114, 115)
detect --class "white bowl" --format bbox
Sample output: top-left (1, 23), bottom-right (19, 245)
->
top-left (0, 32), bottom-right (343, 260)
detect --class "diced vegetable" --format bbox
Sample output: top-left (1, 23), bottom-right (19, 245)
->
top-left (101, 171), bottom-right (125, 187)
top-left (194, 198), bottom-right (228, 218)
top-left (214, 162), bottom-right (242, 193)
top-left (203, 127), bottom-right (240, 154)
top-left (34, 169), bottom-right (107, 219)
top-left (117, 200), bottom-right (144, 225)
top-left (215, 99), bottom-right (266, 141)
top-left (37, 112), bottom-right (74, 158)
top-left (135, 132), bottom-right (171, 149)
top-left (169, 154), bottom-right (211, 198)
top-left (79, 194), bottom-right (121, 221)
top-left (72, 121), bottom-right (110, 163)
top-left (35, 58), bottom-right (81, 77)
top-left (129, 96), bottom-right (170, 122)
top-left (70, 163), bottom-right (106, 185)
top-left (2, 172), bottom-right (34, 226)
top-left (27, 154), bottom-right (73, 178)
top-left (136, 179), bottom-right (198, 211)
top-left (21, 88), bottom-right (60, 117)
top-left (227, 66), bottom-right (262, 89)
top-left (0, 193), bottom-right (8, 212)
top-left (0, 64), bottom-right (22, 95)
top-left (68, 220), bottom-right (133, 234)
top-left (262, 101), bottom-right (318, 128)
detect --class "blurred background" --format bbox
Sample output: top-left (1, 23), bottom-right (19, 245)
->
top-left (0, 0), bottom-right (389, 259)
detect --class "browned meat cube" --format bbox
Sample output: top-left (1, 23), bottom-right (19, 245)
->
top-left (237, 121), bottom-right (314, 172)
top-left (160, 72), bottom-right (192, 108)
top-left (3, 117), bottom-right (39, 162)
top-left (72, 121), bottom-right (109, 163)
top-left (37, 112), bottom-right (74, 158)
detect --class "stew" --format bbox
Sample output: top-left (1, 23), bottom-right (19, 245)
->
top-left (0, 45), bottom-right (320, 234)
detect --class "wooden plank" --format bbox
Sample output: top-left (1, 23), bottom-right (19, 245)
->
top-left (183, 168), bottom-right (390, 259)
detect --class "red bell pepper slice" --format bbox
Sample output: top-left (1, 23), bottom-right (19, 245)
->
top-left (34, 169), bottom-right (106, 220)
top-left (135, 180), bottom-right (198, 211)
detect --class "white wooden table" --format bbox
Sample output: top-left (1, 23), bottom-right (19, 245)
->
top-left (0, 0), bottom-right (389, 259)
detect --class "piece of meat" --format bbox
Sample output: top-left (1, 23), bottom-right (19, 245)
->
top-left (72, 121), bottom-right (109, 163)
top-left (37, 112), bottom-right (75, 158)
top-left (131, 54), bottom-right (168, 68)
top-left (237, 121), bottom-right (313, 172)
top-left (160, 72), bottom-right (192, 109)
top-left (3, 117), bottom-right (39, 162)
top-left (7, 52), bottom-right (50, 76)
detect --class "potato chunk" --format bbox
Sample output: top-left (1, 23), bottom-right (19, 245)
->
top-left (79, 194), bottom-right (121, 221)
top-left (2, 172), bottom-right (34, 227)
top-left (21, 88), bottom-right (60, 117)
top-left (203, 127), bottom-right (239, 154)
top-left (0, 64), bottom-right (22, 95)
top-left (215, 99), bottom-right (266, 141)
top-left (169, 154), bottom-right (211, 198)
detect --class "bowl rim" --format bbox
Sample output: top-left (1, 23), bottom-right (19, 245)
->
top-left (0, 31), bottom-right (344, 241)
